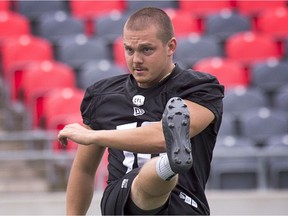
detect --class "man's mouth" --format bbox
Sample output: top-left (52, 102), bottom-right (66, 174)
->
top-left (134, 67), bottom-right (147, 73)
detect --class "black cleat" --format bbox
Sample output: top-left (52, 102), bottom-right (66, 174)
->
top-left (162, 97), bottom-right (193, 174)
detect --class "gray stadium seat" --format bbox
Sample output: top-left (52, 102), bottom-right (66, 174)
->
top-left (35, 11), bottom-right (85, 44)
top-left (174, 35), bottom-right (223, 68)
top-left (210, 136), bottom-right (261, 190)
top-left (265, 134), bottom-right (288, 189)
top-left (251, 59), bottom-right (288, 94)
top-left (14, 0), bottom-right (68, 20)
top-left (223, 86), bottom-right (269, 116)
top-left (204, 10), bottom-right (251, 41)
top-left (217, 113), bottom-right (238, 137)
top-left (273, 84), bottom-right (288, 113)
top-left (126, 0), bottom-right (178, 11)
top-left (55, 34), bottom-right (112, 70)
top-left (238, 107), bottom-right (288, 146)
top-left (78, 60), bottom-right (128, 89)
top-left (93, 11), bottom-right (129, 41)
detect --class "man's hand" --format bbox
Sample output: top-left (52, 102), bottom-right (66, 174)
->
top-left (57, 123), bottom-right (93, 146)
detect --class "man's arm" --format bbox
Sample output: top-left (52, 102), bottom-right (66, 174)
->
top-left (65, 126), bottom-right (106, 215)
top-left (58, 100), bottom-right (215, 154)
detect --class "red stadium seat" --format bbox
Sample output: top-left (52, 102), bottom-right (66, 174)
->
top-left (70, 0), bottom-right (126, 19)
top-left (0, 0), bottom-right (11, 11)
top-left (51, 113), bottom-right (82, 152)
top-left (225, 32), bottom-right (282, 65)
top-left (113, 36), bottom-right (126, 67)
top-left (178, 0), bottom-right (233, 16)
top-left (193, 57), bottom-right (249, 89)
top-left (165, 9), bottom-right (202, 37)
top-left (13, 61), bottom-right (76, 126)
top-left (0, 35), bottom-right (53, 80)
top-left (39, 87), bottom-right (84, 129)
top-left (69, 0), bottom-right (126, 35)
top-left (255, 7), bottom-right (288, 39)
top-left (0, 11), bottom-right (30, 41)
top-left (234, 0), bottom-right (287, 16)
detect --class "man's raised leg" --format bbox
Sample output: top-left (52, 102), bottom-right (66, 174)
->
top-left (129, 97), bottom-right (192, 212)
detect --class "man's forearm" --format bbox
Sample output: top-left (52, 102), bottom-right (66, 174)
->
top-left (66, 168), bottom-right (95, 215)
top-left (95, 122), bottom-right (166, 154)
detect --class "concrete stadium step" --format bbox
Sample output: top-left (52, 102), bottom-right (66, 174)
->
top-left (0, 161), bottom-right (49, 192)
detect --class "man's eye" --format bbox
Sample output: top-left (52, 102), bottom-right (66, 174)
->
top-left (143, 47), bottom-right (153, 55)
top-left (125, 48), bottom-right (134, 55)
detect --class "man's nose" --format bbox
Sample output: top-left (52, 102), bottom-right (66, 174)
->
top-left (132, 52), bottom-right (143, 64)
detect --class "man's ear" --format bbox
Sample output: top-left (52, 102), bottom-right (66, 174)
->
top-left (167, 37), bottom-right (177, 56)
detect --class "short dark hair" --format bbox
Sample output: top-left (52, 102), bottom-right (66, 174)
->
top-left (124, 7), bottom-right (175, 44)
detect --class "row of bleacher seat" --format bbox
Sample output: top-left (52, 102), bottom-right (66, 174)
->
top-left (0, 0), bottom-right (288, 190)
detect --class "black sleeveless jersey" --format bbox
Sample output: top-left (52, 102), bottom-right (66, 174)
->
top-left (81, 64), bottom-right (224, 210)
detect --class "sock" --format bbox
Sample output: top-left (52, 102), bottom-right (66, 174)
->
top-left (156, 154), bottom-right (176, 181)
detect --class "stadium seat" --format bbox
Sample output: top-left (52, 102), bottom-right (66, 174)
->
top-left (223, 86), bottom-right (269, 116)
top-left (273, 84), bottom-right (288, 113)
top-left (51, 113), bottom-right (82, 152)
top-left (15, 60), bottom-right (76, 101)
top-left (174, 34), bottom-right (223, 68)
top-left (55, 34), bottom-right (112, 70)
top-left (34, 10), bottom-right (85, 44)
top-left (0, 78), bottom-right (8, 109)
top-left (165, 9), bottom-right (202, 37)
top-left (217, 113), bottom-right (238, 137)
top-left (210, 135), bottom-right (261, 190)
top-left (225, 32), bottom-right (282, 65)
top-left (13, 0), bottom-right (68, 20)
top-left (255, 7), bottom-right (288, 39)
top-left (126, 0), bottom-right (177, 12)
top-left (93, 11), bottom-right (128, 40)
top-left (193, 57), bottom-right (249, 89)
top-left (204, 10), bottom-right (251, 41)
top-left (238, 107), bottom-right (288, 146)
top-left (69, 0), bottom-right (126, 19)
top-left (39, 87), bottom-right (84, 129)
top-left (250, 59), bottom-right (288, 94)
top-left (0, 34), bottom-right (53, 80)
top-left (0, 11), bottom-right (30, 41)
top-left (265, 134), bottom-right (288, 189)
top-left (13, 61), bottom-right (76, 126)
top-left (178, 0), bottom-right (233, 17)
top-left (0, 0), bottom-right (11, 11)
top-left (234, 0), bottom-right (287, 16)
top-left (78, 60), bottom-right (128, 89)
top-left (113, 36), bottom-right (126, 66)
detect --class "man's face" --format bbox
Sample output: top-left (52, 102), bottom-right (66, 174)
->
top-left (123, 25), bottom-right (176, 88)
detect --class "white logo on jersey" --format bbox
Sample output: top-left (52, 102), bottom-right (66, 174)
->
top-left (121, 179), bottom-right (129, 188)
top-left (132, 95), bottom-right (145, 106)
top-left (133, 107), bottom-right (145, 116)
top-left (179, 192), bottom-right (198, 208)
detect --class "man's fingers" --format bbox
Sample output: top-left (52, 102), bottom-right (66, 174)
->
top-left (58, 137), bottom-right (68, 146)
top-left (58, 130), bottom-right (68, 146)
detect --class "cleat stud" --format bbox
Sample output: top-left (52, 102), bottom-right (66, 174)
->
top-left (186, 159), bottom-right (192, 164)
top-left (175, 158), bottom-right (182, 164)
top-left (168, 105), bottom-right (175, 109)
top-left (182, 120), bottom-right (188, 126)
top-left (182, 104), bottom-right (187, 108)
top-left (174, 147), bottom-right (180, 153)
top-left (168, 115), bottom-right (174, 119)
top-left (175, 111), bottom-right (182, 115)
top-left (185, 147), bottom-right (191, 153)
top-left (168, 123), bottom-right (175, 128)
